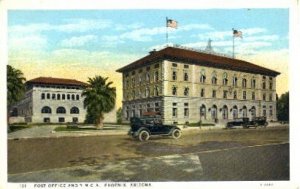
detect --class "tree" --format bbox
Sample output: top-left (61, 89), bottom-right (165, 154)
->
top-left (82, 76), bottom-right (116, 129)
top-left (277, 92), bottom-right (289, 122)
top-left (7, 65), bottom-right (26, 115)
top-left (116, 107), bottom-right (123, 124)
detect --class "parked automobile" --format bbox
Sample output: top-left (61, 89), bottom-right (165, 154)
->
top-left (247, 116), bottom-right (268, 128)
top-left (226, 117), bottom-right (268, 129)
top-left (226, 117), bottom-right (249, 129)
top-left (128, 117), bottom-right (182, 141)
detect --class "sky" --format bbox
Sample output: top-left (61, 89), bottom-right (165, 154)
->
top-left (8, 9), bottom-right (289, 108)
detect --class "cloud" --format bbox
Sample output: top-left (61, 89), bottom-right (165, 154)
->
top-left (8, 34), bottom-right (48, 50)
top-left (60, 35), bottom-right (98, 47)
top-left (9, 19), bottom-right (111, 35)
top-left (179, 24), bottom-right (213, 31)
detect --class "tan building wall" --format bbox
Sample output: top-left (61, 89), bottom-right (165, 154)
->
top-left (122, 59), bottom-right (277, 125)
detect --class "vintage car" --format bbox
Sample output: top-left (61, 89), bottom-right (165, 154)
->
top-left (226, 117), bottom-right (268, 129)
top-left (226, 117), bottom-right (249, 128)
top-left (128, 117), bottom-right (182, 141)
top-left (247, 116), bottom-right (268, 128)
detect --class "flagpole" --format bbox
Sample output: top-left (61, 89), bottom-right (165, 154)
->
top-left (232, 28), bottom-right (235, 58)
top-left (166, 17), bottom-right (168, 46)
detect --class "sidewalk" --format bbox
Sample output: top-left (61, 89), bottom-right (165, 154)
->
top-left (8, 122), bottom-right (288, 140)
top-left (8, 125), bottom-right (130, 140)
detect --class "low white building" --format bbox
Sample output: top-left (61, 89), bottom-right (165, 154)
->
top-left (10, 77), bottom-right (87, 123)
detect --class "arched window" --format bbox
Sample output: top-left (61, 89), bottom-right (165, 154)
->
top-left (154, 86), bottom-right (159, 96)
top-left (242, 106), bottom-right (247, 117)
top-left (222, 105), bottom-right (228, 119)
top-left (56, 107), bottom-right (66, 114)
top-left (211, 105), bottom-right (218, 121)
top-left (62, 94), bottom-right (65, 100)
top-left (200, 69), bottom-right (206, 83)
top-left (70, 107), bottom-right (79, 114)
top-left (76, 94), bottom-right (80, 100)
top-left (232, 105), bottom-right (238, 119)
top-left (223, 72), bottom-right (228, 85)
top-left (71, 94), bottom-right (75, 100)
top-left (232, 76), bottom-right (237, 87)
top-left (57, 94), bottom-right (61, 100)
top-left (41, 106), bottom-right (52, 114)
top-left (211, 71), bottom-right (217, 85)
top-left (200, 104), bottom-right (206, 120)
top-left (41, 93), bottom-right (45, 100)
top-left (242, 78), bottom-right (247, 88)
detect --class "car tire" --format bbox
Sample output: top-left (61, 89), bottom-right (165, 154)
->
top-left (171, 129), bottom-right (181, 139)
top-left (254, 123), bottom-right (259, 128)
top-left (138, 130), bottom-right (150, 141)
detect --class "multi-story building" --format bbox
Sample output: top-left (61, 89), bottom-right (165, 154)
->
top-left (10, 77), bottom-right (87, 123)
top-left (116, 46), bottom-right (280, 125)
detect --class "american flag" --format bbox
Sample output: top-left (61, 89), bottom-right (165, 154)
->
top-left (167, 19), bottom-right (178, 29)
top-left (233, 29), bottom-right (243, 38)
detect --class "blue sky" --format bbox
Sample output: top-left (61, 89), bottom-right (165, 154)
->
top-left (8, 9), bottom-right (288, 55)
top-left (8, 9), bottom-right (289, 107)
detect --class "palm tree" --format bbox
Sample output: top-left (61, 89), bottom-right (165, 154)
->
top-left (82, 76), bottom-right (116, 129)
top-left (7, 65), bottom-right (26, 113)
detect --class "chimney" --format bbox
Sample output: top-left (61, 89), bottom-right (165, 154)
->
top-left (149, 49), bottom-right (157, 55)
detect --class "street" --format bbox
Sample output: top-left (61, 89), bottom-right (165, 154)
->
top-left (8, 126), bottom-right (289, 181)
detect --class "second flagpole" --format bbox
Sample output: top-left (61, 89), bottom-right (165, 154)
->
top-left (166, 17), bottom-right (168, 46)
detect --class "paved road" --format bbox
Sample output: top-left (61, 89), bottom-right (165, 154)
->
top-left (7, 126), bottom-right (289, 181)
top-left (8, 143), bottom-right (289, 182)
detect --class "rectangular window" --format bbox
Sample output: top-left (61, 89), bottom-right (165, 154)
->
top-left (212, 90), bottom-right (216, 98)
top-left (172, 86), bottom-right (177, 95)
top-left (58, 117), bottom-right (65, 123)
top-left (243, 91), bottom-right (246, 100)
top-left (184, 64), bottom-right (189, 68)
top-left (269, 82), bottom-right (273, 90)
top-left (263, 93), bottom-right (266, 101)
top-left (252, 92), bottom-right (255, 100)
top-left (184, 87), bottom-right (189, 96)
top-left (154, 64), bottom-right (159, 68)
top-left (223, 90), bottom-right (228, 99)
top-left (47, 93), bottom-right (50, 99)
top-left (72, 117), bottom-right (78, 123)
top-left (172, 108), bottom-right (177, 117)
top-left (200, 88), bottom-right (205, 97)
top-left (184, 108), bottom-right (189, 117)
top-left (172, 71), bottom-right (177, 80)
top-left (269, 106), bottom-right (273, 116)
top-left (154, 71), bottom-right (159, 82)
top-left (269, 94), bottom-right (273, 101)
top-left (43, 118), bottom-right (50, 123)
top-left (172, 63), bottom-right (177, 67)
top-left (233, 91), bottom-right (237, 99)
top-left (184, 72), bottom-right (189, 81)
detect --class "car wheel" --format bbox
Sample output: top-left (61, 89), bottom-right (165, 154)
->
top-left (172, 129), bottom-right (181, 139)
top-left (254, 123), bottom-right (259, 128)
top-left (138, 130), bottom-right (150, 141)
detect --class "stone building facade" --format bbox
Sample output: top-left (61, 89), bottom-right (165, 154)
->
top-left (11, 77), bottom-right (87, 123)
top-left (116, 46), bottom-right (280, 125)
